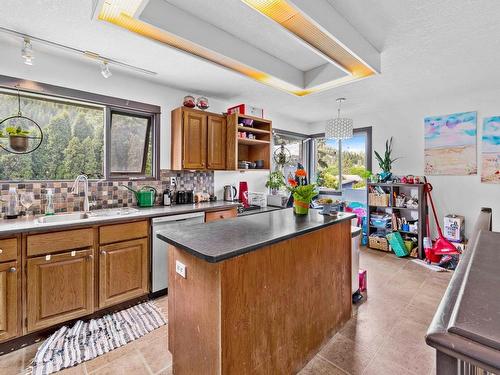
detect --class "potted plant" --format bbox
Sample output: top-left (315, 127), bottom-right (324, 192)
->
top-left (374, 137), bottom-right (398, 182)
top-left (265, 170), bottom-right (286, 195)
top-left (5, 126), bottom-right (31, 152)
top-left (288, 169), bottom-right (316, 215)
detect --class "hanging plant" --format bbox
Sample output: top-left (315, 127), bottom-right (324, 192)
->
top-left (4, 126), bottom-right (31, 152)
top-left (0, 86), bottom-right (43, 154)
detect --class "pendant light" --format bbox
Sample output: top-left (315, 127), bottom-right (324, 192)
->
top-left (325, 98), bottom-right (353, 140)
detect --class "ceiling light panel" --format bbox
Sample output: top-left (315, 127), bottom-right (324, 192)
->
top-left (242, 0), bottom-right (375, 79)
top-left (97, 0), bottom-right (378, 95)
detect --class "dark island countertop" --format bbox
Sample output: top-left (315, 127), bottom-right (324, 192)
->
top-left (156, 208), bottom-right (355, 263)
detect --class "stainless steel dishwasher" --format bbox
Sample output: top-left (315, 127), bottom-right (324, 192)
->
top-left (151, 212), bottom-right (205, 294)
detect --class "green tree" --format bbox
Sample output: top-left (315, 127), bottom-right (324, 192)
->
top-left (62, 137), bottom-right (98, 178)
top-left (72, 113), bottom-right (95, 141)
top-left (45, 112), bottom-right (72, 179)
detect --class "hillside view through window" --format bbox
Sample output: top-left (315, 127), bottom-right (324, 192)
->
top-left (0, 91), bottom-right (154, 180)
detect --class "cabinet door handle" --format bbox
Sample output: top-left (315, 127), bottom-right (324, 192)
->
top-left (100, 250), bottom-right (106, 255)
top-left (9, 267), bottom-right (16, 273)
top-left (0, 249), bottom-right (3, 254)
top-left (219, 215), bottom-right (224, 219)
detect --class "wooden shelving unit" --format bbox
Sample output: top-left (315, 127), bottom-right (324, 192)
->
top-left (367, 182), bottom-right (427, 259)
top-left (226, 113), bottom-right (272, 171)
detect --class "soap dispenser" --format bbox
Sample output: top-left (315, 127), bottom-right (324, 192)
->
top-left (5, 187), bottom-right (19, 219)
top-left (45, 188), bottom-right (55, 216)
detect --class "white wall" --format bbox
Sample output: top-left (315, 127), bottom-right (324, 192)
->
top-left (0, 43), bottom-right (304, 195)
top-left (310, 87), bottom-right (500, 236)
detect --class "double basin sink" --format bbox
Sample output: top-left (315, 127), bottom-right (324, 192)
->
top-left (36, 207), bottom-right (139, 224)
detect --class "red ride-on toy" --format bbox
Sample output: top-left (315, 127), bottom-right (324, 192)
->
top-left (423, 178), bottom-right (460, 264)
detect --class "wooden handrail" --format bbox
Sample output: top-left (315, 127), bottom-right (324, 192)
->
top-left (426, 208), bottom-right (497, 374)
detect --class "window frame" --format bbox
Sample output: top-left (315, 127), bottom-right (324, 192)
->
top-left (0, 74), bottom-right (161, 182)
top-left (106, 107), bottom-right (160, 180)
top-left (310, 126), bottom-right (372, 194)
top-left (272, 128), bottom-right (310, 173)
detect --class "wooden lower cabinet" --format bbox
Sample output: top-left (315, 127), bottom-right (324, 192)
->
top-left (26, 249), bottom-right (94, 333)
top-left (0, 261), bottom-right (19, 342)
top-left (99, 238), bottom-right (149, 309)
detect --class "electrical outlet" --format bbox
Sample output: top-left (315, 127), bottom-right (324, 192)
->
top-left (175, 260), bottom-right (186, 278)
top-left (170, 177), bottom-right (177, 185)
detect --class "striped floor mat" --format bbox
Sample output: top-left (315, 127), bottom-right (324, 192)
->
top-left (27, 301), bottom-right (167, 375)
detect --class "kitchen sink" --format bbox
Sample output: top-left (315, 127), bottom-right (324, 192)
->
top-left (37, 212), bottom-right (90, 223)
top-left (36, 207), bottom-right (140, 224)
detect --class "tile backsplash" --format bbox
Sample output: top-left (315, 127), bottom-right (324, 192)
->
top-left (0, 170), bottom-right (214, 215)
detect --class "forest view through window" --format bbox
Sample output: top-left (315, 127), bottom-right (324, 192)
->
top-left (0, 90), bottom-right (156, 180)
top-left (0, 91), bottom-right (104, 180)
top-left (314, 130), bottom-right (370, 190)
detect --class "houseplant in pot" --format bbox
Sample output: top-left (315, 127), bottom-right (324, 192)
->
top-left (265, 170), bottom-right (286, 195)
top-left (287, 168), bottom-right (316, 215)
top-left (5, 126), bottom-right (31, 152)
top-left (374, 137), bottom-right (398, 182)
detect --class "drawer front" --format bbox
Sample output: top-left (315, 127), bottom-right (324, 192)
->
top-left (0, 238), bottom-right (18, 262)
top-left (99, 220), bottom-right (149, 245)
top-left (27, 228), bottom-right (94, 257)
top-left (205, 208), bottom-right (238, 223)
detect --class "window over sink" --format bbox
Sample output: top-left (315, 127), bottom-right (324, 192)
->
top-left (0, 81), bottom-right (160, 181)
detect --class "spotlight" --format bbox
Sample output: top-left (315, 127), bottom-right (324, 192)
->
top-left (101, 61), bottom-right (112, 78)
top-left (21, 39), bottom-right (34, 65)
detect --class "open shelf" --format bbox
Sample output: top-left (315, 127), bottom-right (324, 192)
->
top-left (367, 182), bottom-right (427, 259)
top-left (227, 113), bottom-right (272, 171)
top-left (237, 126), bottom-right (270, 135)
top-left (238, 138), bottom-right (270, 146)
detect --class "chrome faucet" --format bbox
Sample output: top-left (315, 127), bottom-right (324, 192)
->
top-left (71, 174), bottom-right (90, 213)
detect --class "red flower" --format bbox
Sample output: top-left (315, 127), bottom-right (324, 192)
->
top-left (295, 169), bottom-right (307, 177)
top-left (288, 178), bottom-right (298, 187)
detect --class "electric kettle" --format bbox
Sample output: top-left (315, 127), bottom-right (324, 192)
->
top-left (223, 185), bottom-right (238, 202)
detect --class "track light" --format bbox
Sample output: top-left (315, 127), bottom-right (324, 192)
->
top-left (101, 61), bottom-right (112, 78)
top-left (21, 39), bottom-right (34, 65)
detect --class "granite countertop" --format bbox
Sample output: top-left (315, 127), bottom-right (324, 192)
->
top-left (0, 201), bottom-right (240, 235)
top-left (157, 208), bottom-right (355, 263)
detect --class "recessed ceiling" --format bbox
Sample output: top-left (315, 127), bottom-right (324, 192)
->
top-left (96, 0), bottom-right (381, 96)
top-left (2, 1), bottom-right (500, 125)
top-left (165, 0), bottom-right (325, 72)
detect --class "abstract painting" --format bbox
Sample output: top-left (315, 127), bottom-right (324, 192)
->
top-left (481, 116), bottom-right (500, 183)
top-left (424, 111), bottom-right (477, 175)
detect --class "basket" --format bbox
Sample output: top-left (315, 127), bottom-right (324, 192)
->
top-left (369, 193), bottom-right (390, 207)
top-left (369, 236), bottom-right (390, 251)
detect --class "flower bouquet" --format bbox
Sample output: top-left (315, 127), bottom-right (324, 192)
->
top-left (288, 168), bottom-right (316, 215)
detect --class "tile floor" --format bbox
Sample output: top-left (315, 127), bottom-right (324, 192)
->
top-left (2, 247), bottom-right (451, 375)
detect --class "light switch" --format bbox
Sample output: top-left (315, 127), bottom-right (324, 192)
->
top-left (176, 260), bottom-right (186, 278)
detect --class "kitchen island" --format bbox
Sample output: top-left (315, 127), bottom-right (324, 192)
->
top-left (157, 208), bottom-right (355, 374)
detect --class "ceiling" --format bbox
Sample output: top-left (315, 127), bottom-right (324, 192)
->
top-left (1, 1), bottom-right (500, 124)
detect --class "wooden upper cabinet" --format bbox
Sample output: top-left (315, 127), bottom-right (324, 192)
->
top-left (207, 115), bottom-right (227, 169)
top-left (0, 261), bottom-right (19, 342)
top-left (99, 238), bottom-right (149, 309)
top-left (183, 110), bottom-right (207, 169)
top-left (171, 107), bottom-right (227, 170)
top-left (26, 249), bottom-right (94, 333)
